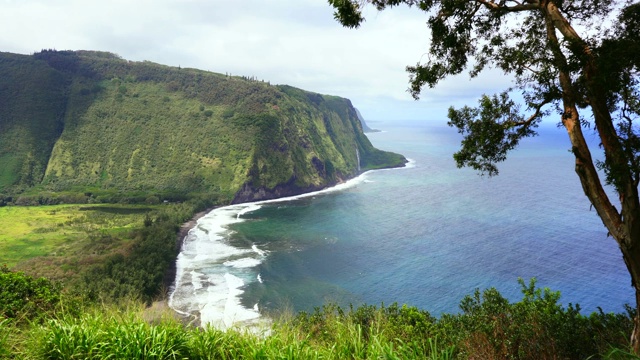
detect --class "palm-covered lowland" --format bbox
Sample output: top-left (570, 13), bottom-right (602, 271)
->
top-left (0, 50), bottom-right (405, 206)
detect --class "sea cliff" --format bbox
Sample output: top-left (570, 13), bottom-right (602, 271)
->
top-left (0, 50), bottom-right (406, 204)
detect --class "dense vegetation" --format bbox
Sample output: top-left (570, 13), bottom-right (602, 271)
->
top-left (0, 200), bottom-right (215, 307)
top-left (71, 200), bottom-right (208, 303)
top-left (0, 50), bottom-right (405, 205)
top-left (0, 270), bottom-right (635, 359)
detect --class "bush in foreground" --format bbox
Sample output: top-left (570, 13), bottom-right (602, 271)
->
top-left (435, 278), bottom-right (633, 359)
top-left (0, 265), bottom-right (63, 322)
top-left (1, 266), bottom-right (635, 359)
top-left (3, 281), bottom-right (633, 359)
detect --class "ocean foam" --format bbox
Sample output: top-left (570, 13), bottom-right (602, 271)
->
top-left (404, 158), bottom-right (417, 168)
top-left (237, 203), bottom-right (262, 219)
top-left (252, 171), bottom-right (371, 205)
top-left (191, 272), bottom-right (262, 330)
top-left (252, 244), bottom-right (267, 256)
top-left (224, 258), bottom-right (262, 268)
top-left (169, 204), bottom-right (265, 329)
top-left (169, 170), bottom-right (376, 329)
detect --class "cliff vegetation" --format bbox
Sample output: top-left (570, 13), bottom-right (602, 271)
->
top-left (0, 50), bottom-right (405, 205)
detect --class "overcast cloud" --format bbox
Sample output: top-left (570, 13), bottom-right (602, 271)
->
top-left (1, 0), bottom-right (513, 122)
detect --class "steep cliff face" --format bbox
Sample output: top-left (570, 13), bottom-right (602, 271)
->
top-left (0, 53), bottom-right (69, 189)
top-left (355, 107), bottom-right (379, 133)
top-left (0, 50), bottom-right (406, 203)
top-left (231, 86), bottom-right (406, 203)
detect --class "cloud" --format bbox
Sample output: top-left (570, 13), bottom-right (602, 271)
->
top-left (0, 0), bottom-right (512, 122)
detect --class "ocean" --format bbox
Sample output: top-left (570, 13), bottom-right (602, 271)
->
top-left (168, 120), bottom-right (632, 329)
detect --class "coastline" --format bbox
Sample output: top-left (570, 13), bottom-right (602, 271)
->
top-left (150, 207), bottom-right (216, 327)
top-left (161, 161), bottom-right (412, 327)
top-left (162, 207), bottom-right (216, 294)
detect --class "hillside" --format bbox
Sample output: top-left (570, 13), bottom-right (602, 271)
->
top-left (0, 50), bottom-right (405, 204)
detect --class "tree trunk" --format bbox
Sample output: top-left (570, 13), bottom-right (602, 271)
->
top-left (564, 94), bottom-right (640, 354)
top-left (615, 173), bottom-right (640, 352)
top-left (543, 1), bottom-right (640, 352)
top-left (618, 168), bottom-right (640, 353)
top-left (623, 246), bottom-right (640, 353)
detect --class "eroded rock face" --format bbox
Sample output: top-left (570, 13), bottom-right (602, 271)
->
top-left (231, 178), bottom-right (328, 204)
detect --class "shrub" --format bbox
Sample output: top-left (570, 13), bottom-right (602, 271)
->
top-left (436, 278), bottom-right (633, 359)
top-left (0, 265), bottom-right (62, 322)
top-left (145, 195), bottom-right (160, 205)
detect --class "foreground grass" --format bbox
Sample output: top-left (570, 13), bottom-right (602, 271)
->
top-left (1, 300), bottom-right (454, 359)
top-left (0, 204), bottom-right (159, 279)
top-left (0, 274), bottom-right (636, 359)
top-left (1, 299), bottom-right (635, 360)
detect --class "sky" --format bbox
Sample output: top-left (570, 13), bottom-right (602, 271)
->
top-left (0, 0), bottom-right (515, 123)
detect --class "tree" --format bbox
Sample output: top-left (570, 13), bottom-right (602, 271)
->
top-left (329, 0), bottom-right (640, 352)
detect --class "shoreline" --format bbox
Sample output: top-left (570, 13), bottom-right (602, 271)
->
top-left (162, 207), bottom-right (216, 294)
top-left (162, 162), bottom-right (412, 327)
top-left (165, 173), bottom-right (375, 328)
top-left (152, 206), bottom-right (216, 327)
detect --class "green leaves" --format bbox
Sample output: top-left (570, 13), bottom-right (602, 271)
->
top-left (41, 313), bottom-right (191, 360)
top-left (328, 0), bottom-right (365, 28)
top-left (0, 279), bottom-right (633, 359)
top-left (447, 92), bottom-right (538, 176)
top-left (446, 278), bottom-right (634, 359)
top-left (0, 265), bottom-right (62, 322)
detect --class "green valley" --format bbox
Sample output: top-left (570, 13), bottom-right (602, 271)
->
top-left (0, 49), bottom-right (406, 315)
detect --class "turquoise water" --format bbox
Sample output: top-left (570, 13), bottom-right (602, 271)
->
top-left (170, 121), bottom-right (632, 327)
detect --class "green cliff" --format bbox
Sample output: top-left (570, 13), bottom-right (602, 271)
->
top-left (0, 50), bottom-right (405, 204)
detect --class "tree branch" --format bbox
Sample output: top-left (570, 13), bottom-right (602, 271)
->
top-left (523, 64), bottom-right (541, 75)
top-left (473, 0), bottom-right (538, 12)
top-left (543, 4), bottom-right (624, 241)
top-left (514, 99), bottom-right (550, 126)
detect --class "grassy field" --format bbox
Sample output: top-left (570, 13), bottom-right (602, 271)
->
top-left (0, 204), bottom-right (158, 280)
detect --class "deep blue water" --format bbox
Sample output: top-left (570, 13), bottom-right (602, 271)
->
top-left (170, 121), bottom-right (632, 327)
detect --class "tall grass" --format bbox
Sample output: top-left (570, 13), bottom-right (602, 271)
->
top-left (12, 300), bottom-right (457, 360)
top-left (26, 301), bottom-right (187, 360)
top-left (2, 278), bottom-right (635, 359)
top-left (40, 315), bottom-right (190, 359)
top-left (0, 318), bottom-right (12, 358)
